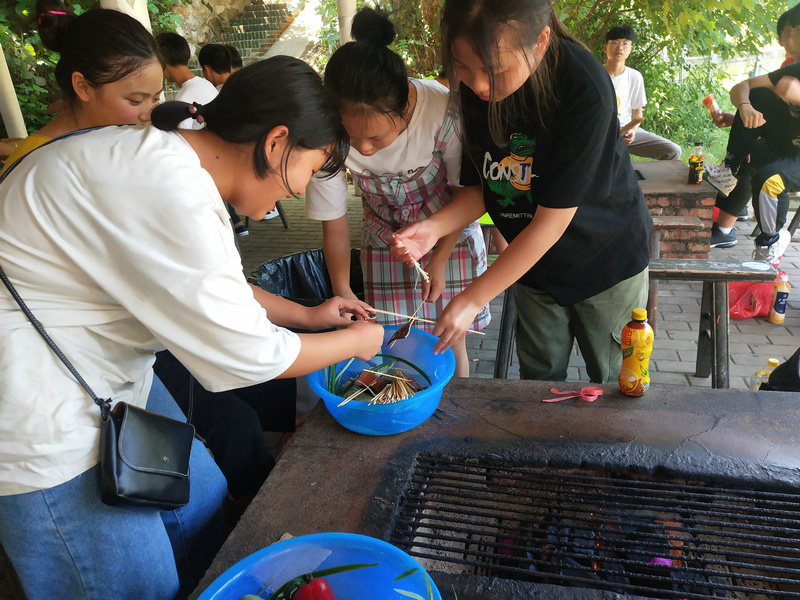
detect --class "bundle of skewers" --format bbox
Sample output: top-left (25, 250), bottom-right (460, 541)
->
top-left (335, 360), bottom-right (426, 407)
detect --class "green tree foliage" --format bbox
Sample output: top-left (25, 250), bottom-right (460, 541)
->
top-left (310, 0), bottom-right (789, 161)
top-left (1, 1), bottom-right (181, 138)
top-left (558, 0), bottom-right (788, 160)
top-left (0, 0), bottom-right (82, 137)
top-left (308, 0), bottom-right (442, 76)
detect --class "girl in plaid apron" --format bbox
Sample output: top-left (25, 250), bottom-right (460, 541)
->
top-left (309, 6), bottom-right (490, 376)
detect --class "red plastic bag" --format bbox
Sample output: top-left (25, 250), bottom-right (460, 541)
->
top-left (728, 272), bottom-right (783, 319)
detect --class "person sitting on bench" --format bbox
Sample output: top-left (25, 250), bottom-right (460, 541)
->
top-left (707, 3), bottom-right (800, 247)
top-left (602, 25), bottom-right (682, 160)
top-left (705, 65), bottom-right (800, 265)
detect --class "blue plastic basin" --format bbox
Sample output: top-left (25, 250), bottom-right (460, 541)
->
top-left (197, 532), bottom-right (441, 600)
top-left (306, 326), bottom-right (455, 435)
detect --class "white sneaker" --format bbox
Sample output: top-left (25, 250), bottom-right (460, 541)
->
top-left (262, 208), bottom-right (279, 220)
top-left (704, 163), bottom-right (738, 197)
top-left (753, 229), bottom-right (791, 266)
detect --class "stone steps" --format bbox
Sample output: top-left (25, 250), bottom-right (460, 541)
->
top-left (215, 0), bottom-right (305, 64)
top-left (164, 0), bottom-right (306, 100)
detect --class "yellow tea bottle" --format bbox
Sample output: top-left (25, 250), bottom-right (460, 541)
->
top-left (767, 273), bottom-right (790, 324)
top-left (749, 358), bottom-right (780, 390)
top-left (619, 308), bottom-right (654, 396)
top-left (687, 142), bottom-right (704, 184)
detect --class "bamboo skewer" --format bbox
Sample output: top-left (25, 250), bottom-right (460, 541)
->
top-left (368, 308), bottom-right (485, 335)
top-left (363, 369), bottom-right (411, 380)
top-left (395, 240), bottom-right (430, 283)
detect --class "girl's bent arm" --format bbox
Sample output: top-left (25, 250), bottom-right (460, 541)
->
top-left (249, 283), bottom-right (373, 329)
top-left (322, 215), bottom-right (357, 299)
top-left (281, 321), bottom-right (385, 377)
top-left (392, 185), bottom-right (485, 263)
top-left (431, 205), bottom-right (577, 352)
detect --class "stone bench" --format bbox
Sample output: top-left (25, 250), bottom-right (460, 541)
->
top-left (636, 160), bottom-right (716, 259)
top-left (648, 257), bottom-right (777, 389)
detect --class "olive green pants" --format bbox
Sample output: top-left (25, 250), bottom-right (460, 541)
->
top-left (513, 268), bottom-right (649, 383)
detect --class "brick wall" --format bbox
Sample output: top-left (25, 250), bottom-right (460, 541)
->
top-left (635, 160), bottom-right (715, 260)
top-left (645, 192), bottom-right (715, 259)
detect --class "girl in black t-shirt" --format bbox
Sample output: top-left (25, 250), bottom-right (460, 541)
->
top-left (392, 0), bottom-right (652, 383)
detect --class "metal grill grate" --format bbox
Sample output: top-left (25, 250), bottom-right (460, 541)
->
top-left (390, 453), bottom-right (800, 599)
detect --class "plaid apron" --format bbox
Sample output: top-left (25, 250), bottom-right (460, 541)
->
top-left (352, 102), bottom-right (491, 333)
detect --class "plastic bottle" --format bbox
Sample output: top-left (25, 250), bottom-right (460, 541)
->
top-left (702, 94), bottom-right (723, 125)
top-left (619, 308), bottom-right (654, 397)
top-left (687, 142), bottom-right (704, 184)
top-left (749, 358), bottom-right (780, 390)
top-left (767, 273), bottom-right (791, 324)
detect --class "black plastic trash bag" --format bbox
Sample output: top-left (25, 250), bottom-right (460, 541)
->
top-left (760, 346), bottom-right (800, 392)
top-left (247, 248), bottom-right (364, 306)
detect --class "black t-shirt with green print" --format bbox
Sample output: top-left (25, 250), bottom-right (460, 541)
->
top-left (460, 39), bottom-right (651, 306)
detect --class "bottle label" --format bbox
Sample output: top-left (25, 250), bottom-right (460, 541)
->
top-left (619, 323), bottom-right (654, 396)
top-left (773, 291), bottom-right (789, 314)
top-left (688, 156), bottom-right (704, 184)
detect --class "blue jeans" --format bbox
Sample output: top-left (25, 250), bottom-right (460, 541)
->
top-left (0, 376), bottom-right (228, 600)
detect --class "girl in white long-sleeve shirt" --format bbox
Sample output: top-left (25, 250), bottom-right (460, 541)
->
top-left (0, 55), bottom-right (383, 600)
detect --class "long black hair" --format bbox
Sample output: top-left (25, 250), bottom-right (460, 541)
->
top-left (36, 3), bottom-right (161, 107)
top-left (441, 0), bottom-right (584, 145)
top-left (323, 6), bottom-right (409, 120)
top-left (151, 55), bottom-right (349, 194)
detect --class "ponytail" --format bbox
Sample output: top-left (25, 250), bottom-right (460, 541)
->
top-left (36, 0), bottom-right (76, 52)
top-left (149, 102), bottom-right (199, 131)
top-left (151, 56), bottom-right (349, 194)
top-left (323, 6), bottom-right (409, 119)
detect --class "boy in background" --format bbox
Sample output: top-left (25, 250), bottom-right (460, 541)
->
top-left (706, 5), bottom-right (800, 256)
top-left (224, 44), bottom-right (244, 72)
top-left (156, 32), bottom-right (218, 130)
top-left (603, 25), bottom-right (682, 160)
top-left (199, 43), bottom-right (232, 90)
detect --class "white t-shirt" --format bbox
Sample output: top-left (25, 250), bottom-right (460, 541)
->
top-left (0, 125), bottom-right (301, 494)
top-left (609, 66), bottom-right (646, 127)
top-left (175, 76), bottom-right (219, 130)
top-left (305, 78), bottom-right (462, 220)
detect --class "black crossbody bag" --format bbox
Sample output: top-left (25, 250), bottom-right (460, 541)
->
top-left (0, 136), bottom-right (194, 510)
top-left (0, 263), bottom-right (195, 510)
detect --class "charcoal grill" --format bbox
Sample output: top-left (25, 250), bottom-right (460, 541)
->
top-left (193, 378), bottom-right (800, 600)
top-left (390, 453), bottom-right (800, 599)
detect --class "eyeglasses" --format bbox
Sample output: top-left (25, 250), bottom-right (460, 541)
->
top-left (609, 40), bottom-right (633, 48)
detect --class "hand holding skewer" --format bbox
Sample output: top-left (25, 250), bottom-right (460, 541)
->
top-left (368, 308), bottom-right (485, 335)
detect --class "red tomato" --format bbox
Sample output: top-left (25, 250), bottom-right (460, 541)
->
top-left (292, 577), bottom-right (337, 600)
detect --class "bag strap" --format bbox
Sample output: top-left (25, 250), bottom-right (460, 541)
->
top-left (0, 126), bottom-right (195, 426)
top-left (0, 266), bottom-right (112, 419)
top-left (0, 128), bottom-right (117, 420)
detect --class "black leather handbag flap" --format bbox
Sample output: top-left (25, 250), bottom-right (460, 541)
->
top-left (116, 403), bottom-right (194, 477)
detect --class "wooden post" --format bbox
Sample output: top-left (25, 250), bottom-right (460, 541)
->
top-left (336, 0), bottom-right (356, 45)
top-left (98, 0), bottom-right (152, 32)
top-left (0, 48), bottom-right (27, 138)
